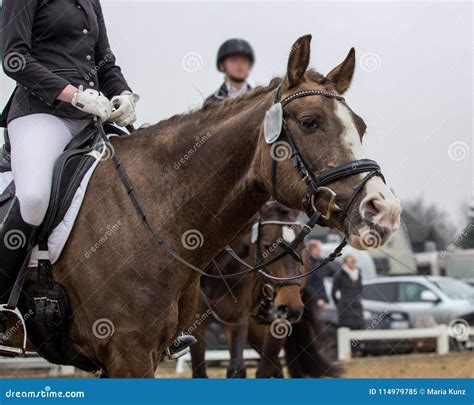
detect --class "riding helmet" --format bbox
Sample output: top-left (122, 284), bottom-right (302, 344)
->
top-left (216, 38), bottom-right (255, 72)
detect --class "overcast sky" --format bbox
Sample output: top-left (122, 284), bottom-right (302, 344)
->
top-left (1, 0), bottom-right (472, 227)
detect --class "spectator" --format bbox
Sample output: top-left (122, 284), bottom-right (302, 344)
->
top-left (304, 240), bottom-right (338, 310)
top-left (331, 255), bottom-right (364, 331)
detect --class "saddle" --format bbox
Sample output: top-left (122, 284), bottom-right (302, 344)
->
top-left (0, 121), bottom-right (126, 371)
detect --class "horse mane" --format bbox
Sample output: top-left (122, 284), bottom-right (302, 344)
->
top-left (148, 69), bottom-right (327, 134)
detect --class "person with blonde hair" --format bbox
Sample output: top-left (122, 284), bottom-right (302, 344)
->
top-left (331, 255), bottom-right (364, 332)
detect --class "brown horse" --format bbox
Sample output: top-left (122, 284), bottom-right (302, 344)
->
top-left (27, 35), bottom-right (401, 377)
top-left (190, 201), bottom-right (305, 378)
top-left (247, 247), bottom-right (340, 378)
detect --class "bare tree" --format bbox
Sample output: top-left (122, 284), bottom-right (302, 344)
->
top-left (402, 197), bottom-right (457, 252)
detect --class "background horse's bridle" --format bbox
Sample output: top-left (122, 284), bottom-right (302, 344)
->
top-left (100, 85), bottom-right (386, 284)
top-left (251, 218), bottom-right (303, 288)
top-left (199, 216), bottom-right (303, 326)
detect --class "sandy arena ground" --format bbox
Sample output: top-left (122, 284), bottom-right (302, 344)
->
top-left (0, 352), bottom-right (472, 379)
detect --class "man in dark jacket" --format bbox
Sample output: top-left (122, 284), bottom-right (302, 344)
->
top-left (204, 38), bottom-right (254, 105)
top-left (304, 240), bottom-right (338, 309)
top-left (331, 255), bottom-right (365, 330)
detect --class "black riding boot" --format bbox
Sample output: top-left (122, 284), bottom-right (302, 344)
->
top-left (166, 335), bottom-right (197, 359)
top-left (0, 197), bottom-right (38, 347)
top-left (0, 130), bottom-right (11, 173)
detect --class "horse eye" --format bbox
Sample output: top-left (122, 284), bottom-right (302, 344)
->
top-left (299, 117), bottom-right (319, 131)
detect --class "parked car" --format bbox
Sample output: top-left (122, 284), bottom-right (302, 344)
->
top-left (320, 279), bottom-right (412, 356)
top-left (464, 278), bottom-right (474, 288)
top-left (362, 276), bottom-right (474, 349)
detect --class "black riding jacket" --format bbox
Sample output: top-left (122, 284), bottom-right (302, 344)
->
top-left (1, 0), bottom-right (131, 124)
top-left (204, 82), bottom-right (252, 105)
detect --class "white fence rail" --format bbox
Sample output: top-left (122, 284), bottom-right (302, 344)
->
top-left (337, 325), bottom-right (452, 361)
top-left (0, 355), bottom-right (75, 376)
top-left (1, 325), bottom-right (471, 374)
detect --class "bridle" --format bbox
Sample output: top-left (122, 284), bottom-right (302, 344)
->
top-left (271, 87), bottom-right (385, 224)
top-left (199, 214), bottom-right (304, 326)
top-left (251, 217), bottom-right (303, 288)
top-left (250, 217), bottom-right (304, 323)
top-left (217, 86), bottom-right (386, 282)
top-left (98, 85), bottom-right (386, 284)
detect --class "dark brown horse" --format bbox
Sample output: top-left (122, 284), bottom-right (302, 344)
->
top-left (247, 247), bottom-right (340, 378)
top-left (189, 201), bottom-right (305, 378)
top-left (26, 35), bottom-right (401, 376)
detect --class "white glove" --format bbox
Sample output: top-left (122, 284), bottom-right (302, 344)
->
top-left (72, 86), bottom-right (112, 122)
top-left (110, 93), bottom-right (140, 127)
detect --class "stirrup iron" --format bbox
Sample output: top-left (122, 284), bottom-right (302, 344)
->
top-left (0, 305), bottom-right (27, 356)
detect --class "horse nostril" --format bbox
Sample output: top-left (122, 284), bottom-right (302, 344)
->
top-left (362, 197), bottom-right (382, 220)
top-left (361, 194), bottom-right (401, 230)
top-left (277, 305), bottom-right (288, 317)
top-left (361, 195), bottom-right (390, 224)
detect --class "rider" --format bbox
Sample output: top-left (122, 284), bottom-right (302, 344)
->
top-left (0, 0), bottom-right (194, 358)
top-left (204, 38), bottom-right (255, 104)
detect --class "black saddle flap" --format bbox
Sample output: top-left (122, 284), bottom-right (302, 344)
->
top-left (1, 122), bottom-right (128, 242)
top-left (38, 123), bottom-right (128, 241)
top-left (38, 147), bottom-right (98, 241)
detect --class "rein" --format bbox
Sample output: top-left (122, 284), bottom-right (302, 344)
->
top-left (97, 85), bottom-right (384, 284)
top-left (200, 217), bottom-right (305, 326)
top-left (251, 219), bottom-right (303, 288)
top-left (99, 119), bottom-right (332, 281)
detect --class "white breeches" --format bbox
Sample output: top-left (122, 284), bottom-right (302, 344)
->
top-left (8, 113), bottom-right (91, 226)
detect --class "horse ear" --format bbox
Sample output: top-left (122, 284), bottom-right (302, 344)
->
top-left (286, 34), bottom-right (312, 88)
top-left (326, 48), bottom-right (356, 94)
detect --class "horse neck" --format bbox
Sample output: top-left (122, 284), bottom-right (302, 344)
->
top-left (117, 89), bottom-right (275, 266)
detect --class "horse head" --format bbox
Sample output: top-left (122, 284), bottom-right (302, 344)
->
top-left (255, 35), bottom-right (401, 250)
top-left (250, 201), bottom-right (305, 325)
